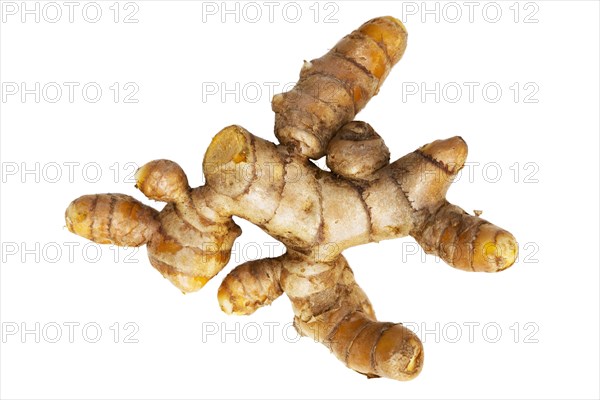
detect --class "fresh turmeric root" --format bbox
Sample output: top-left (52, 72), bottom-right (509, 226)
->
top-left (65, 17), bottom-right (517, 381)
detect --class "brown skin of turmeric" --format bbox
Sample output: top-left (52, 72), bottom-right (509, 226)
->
top-left (65, 17), bottom-right (517, 381)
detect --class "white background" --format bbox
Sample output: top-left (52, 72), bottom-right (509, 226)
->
top-left (1, 1), bottom-right (599, 399)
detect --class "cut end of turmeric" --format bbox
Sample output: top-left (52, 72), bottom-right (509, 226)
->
top-left (205, 125), bottom-right (250, 166)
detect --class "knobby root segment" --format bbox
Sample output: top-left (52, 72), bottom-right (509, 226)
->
top-left (64, 17), bottom-right (518, 381)
top-left (272, 16), bottom-right (408, 159)
top-left (326, 121), bottom-right (390, 180)
top-left (65, 194), bottom-right (159, 247)
top-left (218, 257), bottom-right (283, 315)
top-left (325, 312), bottom-right (423, 381)
top-left (219, 253), bottom-right (423, 380)
top-left (135, 159), bottom-right (190, 203)
top-left (413, 203), bottom-right (518, 272)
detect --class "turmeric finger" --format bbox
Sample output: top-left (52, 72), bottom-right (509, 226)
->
top-left (65, 193), bottom-right (159, 246)
top-left (272, 16), bottom-right (408, 159)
